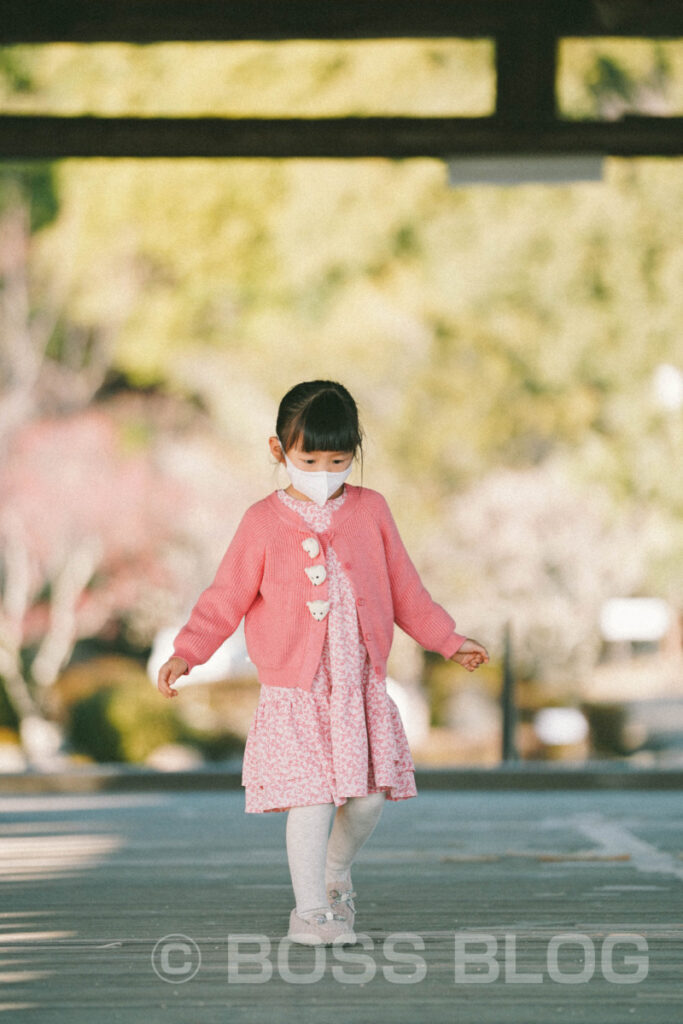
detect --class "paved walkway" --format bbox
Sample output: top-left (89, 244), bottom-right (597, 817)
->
top-left (0, 784), bottom-right (681, 1023)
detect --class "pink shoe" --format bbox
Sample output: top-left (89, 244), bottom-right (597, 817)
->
top-left (287, 907), bottom-right (356, 946)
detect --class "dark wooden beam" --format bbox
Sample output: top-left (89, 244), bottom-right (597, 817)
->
top-left (2, 2), bottom-right (681, 162)
top-left (2, 0), bottom-right (683, 44)
top-left (0, 0), bottom-right (504, 44)
top-left (1, 115), bottom-right (681, 159)
top-left (495, 17), bottom-right (558, 121)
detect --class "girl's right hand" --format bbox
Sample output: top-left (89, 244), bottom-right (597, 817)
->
top-left (157, 656), bottom-right (189, 698)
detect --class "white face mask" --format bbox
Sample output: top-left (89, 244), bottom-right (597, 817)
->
top-left (280, 443), bottom-right (353, 507)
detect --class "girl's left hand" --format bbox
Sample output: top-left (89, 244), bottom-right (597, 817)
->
top-left (451, 638), bottom-right (489, 672)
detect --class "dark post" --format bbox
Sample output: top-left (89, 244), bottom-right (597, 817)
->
top-left (494, 9), bottom-right (559, 124)
top-left (501, 621), bottom-right (518, 761)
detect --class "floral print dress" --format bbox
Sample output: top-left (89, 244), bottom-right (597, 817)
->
top-left (241, 488), bottom-right (417, 813)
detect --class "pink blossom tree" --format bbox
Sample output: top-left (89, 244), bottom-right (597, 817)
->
top-left (0, 407), bottom-right (187, 764)
top-left (0, 198), bottom-right (180, 764)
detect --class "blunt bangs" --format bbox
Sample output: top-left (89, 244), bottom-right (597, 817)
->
top-left (276, 380), bottom-right (363, 459)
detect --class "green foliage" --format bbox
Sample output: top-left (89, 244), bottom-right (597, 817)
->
top-left (0, 49), bottom-right (32, 94)
top-left (0, 681), bottom-right (20, 730)
top-left (0, 49), bottom-right (59, 230)
top-left (66, 673), bottom-right (243, 764)
top-left (0, 40), bottom-right (494, 116)
top-left (2, 37), bottom-right (682, 686)
top-left (558, 39), bottom-right (683, 118)
top-left (581, 702), bottom-right (633, 757)
top-left (0, 163), bottom-right (59, 233)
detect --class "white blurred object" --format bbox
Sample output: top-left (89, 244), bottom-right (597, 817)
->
top-left (652, 363), bottom-right (683, 412)
top-left (534, 707), bottom-right (589, 746)
top-left (600, 598), bottom-right (673, 643)
top-left (145, 743), bottom-right (205, 770)
top-left (147, 621), bottom-right (252, 688)
top-left (19, 715), bottom-right (64, 765)
top-left (386, 677), bottom-right (430, 748)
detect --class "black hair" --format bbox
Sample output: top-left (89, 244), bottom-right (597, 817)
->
top-left (276, 380), bottom-right (363, 463)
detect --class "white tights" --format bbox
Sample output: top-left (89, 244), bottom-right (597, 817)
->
top-left (286, 792), bottom-right (386, 917)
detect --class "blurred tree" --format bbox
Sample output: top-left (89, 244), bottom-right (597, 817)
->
top-left (0, 38), bottom-right (680, 705)
top-left (0, 186), bottom-right (153, 764)
top-left (0, 202), bottom-right (113, 457)
top-left (0, 407), bottom-right (189, 763)
top-left (420, 461), bottom-right (668, 686)
top-left (0, 48), bottom-right (59, 230)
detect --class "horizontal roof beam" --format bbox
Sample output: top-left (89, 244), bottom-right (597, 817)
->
top-left (2, 0), bottom-right (683, 44)
top-left (1, 115), bottom-right (681, 159)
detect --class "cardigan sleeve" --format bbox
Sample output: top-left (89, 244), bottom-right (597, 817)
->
top-left (172, 505), bottom-right (266, 672)
top-left (376, 494), bottom-right (466, 660)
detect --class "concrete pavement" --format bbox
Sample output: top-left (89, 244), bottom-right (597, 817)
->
top-left (0, 782), bottom-right (681, 1023)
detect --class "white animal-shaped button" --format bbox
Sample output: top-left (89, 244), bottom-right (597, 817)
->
top-left (305, 565), bottom-right (327, 586)
top-left (301, 537), bottom-right (320, 558)
top-left (307, 600), bottom-right (330, 621)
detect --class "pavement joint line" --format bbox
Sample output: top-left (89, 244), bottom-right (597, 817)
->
top-left (572, 813), bottom-right (683, 883)
top-left (439, 851), bottom-right (632, 862)
top-left (2, 927), bottom-right (682, 947)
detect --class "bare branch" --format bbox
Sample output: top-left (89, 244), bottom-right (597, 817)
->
top-left (31, 536), bottom-right (103, 689)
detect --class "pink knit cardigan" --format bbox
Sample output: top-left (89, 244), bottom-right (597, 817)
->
top-left (172, 484), bottom-right (466, 689)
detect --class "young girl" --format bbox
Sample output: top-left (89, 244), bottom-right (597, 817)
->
top-left (157, 380), bottom-right (488, 947)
